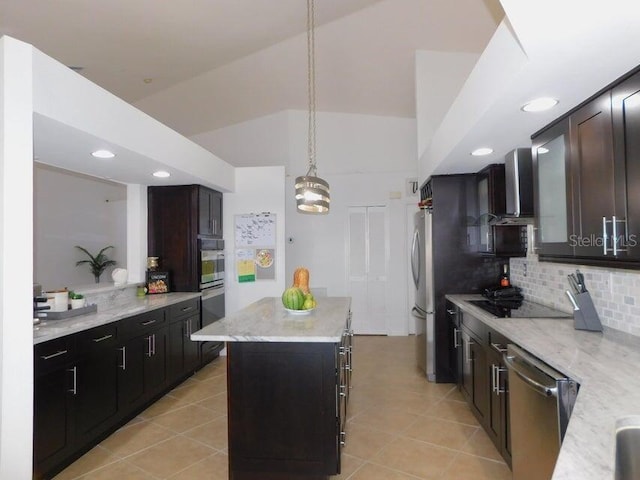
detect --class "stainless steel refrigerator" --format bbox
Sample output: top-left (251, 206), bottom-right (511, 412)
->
top-left (410, 175), bottom-right (506, 382)
top-left (411, 209), bottom-right (434, 379)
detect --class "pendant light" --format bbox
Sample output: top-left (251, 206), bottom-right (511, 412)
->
top-left (295, 0), bottom-right (330, 214)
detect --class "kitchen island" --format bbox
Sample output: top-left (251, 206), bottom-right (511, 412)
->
top-left (191, 296), bottom-right (352, 480)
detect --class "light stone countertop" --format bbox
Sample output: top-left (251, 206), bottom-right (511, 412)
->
top-left (33, 292), bottom-right (201, 345)
top-left (447, 294), bottom-right (640, 480)
top-left (191, 296), bottom-right (352, 343)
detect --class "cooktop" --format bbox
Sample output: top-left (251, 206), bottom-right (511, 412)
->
top-left (469, 299), bottom-right (572, 319)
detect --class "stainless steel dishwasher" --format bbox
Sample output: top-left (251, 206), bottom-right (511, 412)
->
top-left (504, 344), bottom-right (579, 480)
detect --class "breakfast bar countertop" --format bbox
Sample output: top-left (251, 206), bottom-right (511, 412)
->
top-left (191, 296), bottom-right (352, 343)
top-left (33, 292), bottom-right (202, 345)
top-left (447, 293), bottom-right (640, 480)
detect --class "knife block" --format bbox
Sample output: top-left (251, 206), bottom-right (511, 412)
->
top-left (573, 291), bottom-right (603, 332)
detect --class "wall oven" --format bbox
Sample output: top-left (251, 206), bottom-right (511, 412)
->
top-left (199, 238), bottom-right (225, 362)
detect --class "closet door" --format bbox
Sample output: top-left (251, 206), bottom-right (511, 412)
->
top-left (348, 206), bottom-right (388, 334)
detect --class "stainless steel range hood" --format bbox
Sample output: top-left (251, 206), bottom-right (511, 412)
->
top-left (491, 148), bottom-right (534, 225)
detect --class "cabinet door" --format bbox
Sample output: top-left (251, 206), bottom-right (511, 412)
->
top-left (613, 71), bottom-right (640, 259)
top-left (144, 329), bottom-right (167, 396)
top-left (460, 328), bottom-right (487, 424)
top-left (74, 328), bottom-right (119, 445)
top-left (199, 187), bottom-right (214, 236)
top-left (184, 316), bottom-right (201, 372)
top-left (570, 92), bottom-right (615, 257)
top-left (167, 315), bottom-right (201, 383)
top-left (486, 349), bottom-right (502, 449)
top-left (211, 189), bottom-right (223, 238)
top-left (533, 118), bottom-right (575, 257)
top-left (33, 340), bottom-right (75, 478)
top-left (118, 336), bottom-right (146, 411)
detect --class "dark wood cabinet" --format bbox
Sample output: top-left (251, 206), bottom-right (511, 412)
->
top-left (534, 65), bottom-right (640, 268)
top-left (226, 312), bottom-right (352, 480)
top-left (447, 302), bottom-right (461, 384)
top-left (569, 92), bottom-right (615, 258)
top-left (167, 299), bottom-right (201, 380)
top-left (74, 324), bottom-right (120, 446)
top-left (486, 331), bottom-right (511, 467)
top-left (612, 70), bottom-right (640, 260)
top-left (199, 186), bottom-right (223, 238)
top-left (533, 118), bottom-right (575, 258)
top-left (34, 298), bottom-right (207, 480)
top-left (477, 164), bottom-right (526, 257)
top-left (33, 338), bottom-right (76, 480)
top-left (459, 325), bottom-right (488, 425)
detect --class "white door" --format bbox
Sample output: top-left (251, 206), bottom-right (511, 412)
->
top-left (348, 206), bottom-right (388, 334)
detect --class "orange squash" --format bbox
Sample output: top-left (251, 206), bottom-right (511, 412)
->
top-left (293, 267), bottom-right (310, 294)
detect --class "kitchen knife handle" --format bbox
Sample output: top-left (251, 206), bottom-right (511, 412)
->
top-left (566, 290), bottom-right (580, 311)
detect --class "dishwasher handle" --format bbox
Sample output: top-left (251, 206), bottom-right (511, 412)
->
top-left (504, 353), bottom-right (558, 398)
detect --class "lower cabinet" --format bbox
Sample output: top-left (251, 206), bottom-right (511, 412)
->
top-left (34, 298), bottom-right (205, 480)
top-left (450, 304), bottom-right (512, 467)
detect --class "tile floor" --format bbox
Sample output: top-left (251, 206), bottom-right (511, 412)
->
top-left (54, 335), bottom-right (511, 480)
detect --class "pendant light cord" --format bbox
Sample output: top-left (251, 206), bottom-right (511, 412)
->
top-left (306, 0), bottom-right (317, 177)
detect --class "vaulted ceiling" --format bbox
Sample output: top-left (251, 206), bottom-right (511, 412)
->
top-left (1, 0), bottom-right (503, 139)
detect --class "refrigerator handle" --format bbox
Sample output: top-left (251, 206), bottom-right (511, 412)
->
top-left (411, 227), bottom-right (420, 290)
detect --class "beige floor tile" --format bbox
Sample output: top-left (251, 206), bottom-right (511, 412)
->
top-left (53, 446), bottom-right (120, 480)
top-left (441, 452), bottom-right (511, 480)
top-left (425, 398), bottom-right (480, 426)
top-left (195, 391), bottom-right (228, 415)
top-left (342, 422), bottom-right (396, 460)
top-left (126, 435), bottom-right (215, 478)
top-left (100, 420), bottom-right (175, 458)
top-left (167, 451), bottom-right (229, 480)
top-left (139, 392), bottom-right (192, 419)
top-left (168, 376), bottom-right (226, 403)
top-left (150, 403), bottom-right (222, 434)
top-left (371, 436), bottom-right (456, 479)
top-left (403, 416), bottom-right (479, 450)
top-left (76, 460), bottom-right (157, 479)
top-left (182, 416), bottom-right (229, 451)
top-left (350, 405), bottom-right (419, 434)
top-left (332, 453), bottom-right (365, 479)
top-left (349, 462), bottom-right (425, 480)
top-left (460, 428), bottom-right (504, 462)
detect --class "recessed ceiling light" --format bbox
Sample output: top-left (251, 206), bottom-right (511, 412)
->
top-left (522, 97), bottom-right (559, 112)
top-left (471, 147), bottom-right (493, 156)
top-left (153, 170), bottom-right (170, 178)
top-left (91, 149), bottom-right (115, 158)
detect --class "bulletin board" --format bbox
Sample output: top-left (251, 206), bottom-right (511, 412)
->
top-left (234, 213), bottom-right (276, 282)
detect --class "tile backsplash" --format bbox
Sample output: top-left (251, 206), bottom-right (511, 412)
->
top-left (510, 226), bottom-right (640, 338)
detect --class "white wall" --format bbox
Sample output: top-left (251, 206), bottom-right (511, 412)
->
top-left (34, 165), bottom-right (127, 290)
top-left (224, 167), bottom-right (287, 314)
top-left (415, 50), bottom-right (479, 165)
top-left (195, 111), bottom-right (418, 335)
top-left (0, 36), bottom-right (34, 479)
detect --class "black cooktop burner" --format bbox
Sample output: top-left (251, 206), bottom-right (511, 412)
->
top-left (469, 299), bottom-right (572, 319)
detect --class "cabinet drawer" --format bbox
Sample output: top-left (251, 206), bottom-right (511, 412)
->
top-left (76, 323), bottom-right (119, 354)
top-left (35, 337), bottom-right (75, 374)
top-left (487, 330), bottom-right (510, 355)
top-left (461, 312), bottom-right (486, 342)
top-left (121, 309), bottom-right (166, 337)
top-left (168, 299), bottom-right (200, 322)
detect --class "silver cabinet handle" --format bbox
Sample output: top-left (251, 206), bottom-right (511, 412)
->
top-left (602, 216), bottom-right (608, 255)
top-left (181, 306), bottom-right (194, 313)
top-left (145, 335), bottom-right (153, 357)
top-left (152, 333), bottom-right (156, 356)
top-left (453, 328), bottom-right (461, 349)
top-left (446, 309), bottom-right (456, 315)
top-left (495, 365), bottom-right (506, 395)
top-left (92, 334), bottom-right (113, 343)
top-left (141, 319), bottom-right (157, 326)
top-left (40, 349), bottom-right (68, 360)
top-left (491, 342), bottom-right (507, 354)
top-left (465, 337), bottom-right (474, 364)
top-left (119, 347), bottom-right (126, 370)
top-left (340, 431), bottom-right (346, 446)
top-left (68, 366), bottom-right (77, 395)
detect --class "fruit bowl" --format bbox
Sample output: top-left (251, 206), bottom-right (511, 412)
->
top-left (284, 307), bottom-right (315, 315)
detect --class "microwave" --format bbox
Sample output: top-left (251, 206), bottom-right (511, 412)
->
top-left (200, 238), bottom-right (224, 290)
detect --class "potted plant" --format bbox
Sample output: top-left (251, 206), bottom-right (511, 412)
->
top-left (69, 291), bottom-right (85, 309)
top-left (75, 245), bottom-right (117, 283)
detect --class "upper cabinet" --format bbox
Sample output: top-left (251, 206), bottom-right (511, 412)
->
top-left (477, 164), bottom-right (526, 257)
top-left (198, 186), bottom-right (223, 238)
top-left (612, 71), bottom-right (640, 260)
top-left (534, 67), bottom-right (640, 267)
top-left (533, 119), bottom-right (574, 258)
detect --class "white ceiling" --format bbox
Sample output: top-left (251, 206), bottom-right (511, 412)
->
top-left (1, 0), bottom-right (503, 145)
